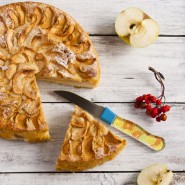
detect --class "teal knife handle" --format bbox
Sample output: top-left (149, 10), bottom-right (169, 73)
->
top-left (100, 107), bottom-right (116, 124)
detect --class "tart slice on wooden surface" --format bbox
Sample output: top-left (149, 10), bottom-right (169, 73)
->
top-left (0, 2), bottom-right (100, 142)
top-left (56, 106), bottom-right (126, 172)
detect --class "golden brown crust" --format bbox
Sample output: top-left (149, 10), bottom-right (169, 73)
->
top-left (56, 143), bottom-right (125, 171)
top-left (56, 106), bottom-right (126, 172)
top-left (0, 2), bottom-right (100, 142)
top-left (0, 129), bottom-right (50, 142)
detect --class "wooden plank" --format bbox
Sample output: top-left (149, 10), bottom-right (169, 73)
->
top-left (0, 173), bottom-right (140, 185)
top-left (37, 36), bottom-right (185, 103)
top-left (0, 0), bottom-right (185, 35)
top-left (0, 103), bottom-right (184, 172)
top-left (0, 173), bottom-right (184, 185)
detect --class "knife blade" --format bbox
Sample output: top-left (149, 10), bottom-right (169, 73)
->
top-left (54, 90), bottom-right (165, 151)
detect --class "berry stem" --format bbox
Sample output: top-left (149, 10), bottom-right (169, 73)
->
top-left (148, 67), bottom-right (166, 104)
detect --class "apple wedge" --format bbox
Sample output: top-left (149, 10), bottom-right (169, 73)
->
top-left (137, 164), bottom-right (173, 185)
top-left (115, 7), bottom-right (160, 48)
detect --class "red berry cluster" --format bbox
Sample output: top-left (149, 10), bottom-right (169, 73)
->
top-left (134, 94), bottom-right (170, 122)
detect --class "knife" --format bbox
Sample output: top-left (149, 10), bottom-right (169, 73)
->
top-left (54, 90), bottom-right (165, 151)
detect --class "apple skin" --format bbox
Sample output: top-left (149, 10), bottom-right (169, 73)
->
top-left (119, 35), bottom-right (130, 45)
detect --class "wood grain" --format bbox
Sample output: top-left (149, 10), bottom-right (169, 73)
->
top-left (0, 103), bottom-right (184, 172)
top-left (0, 0), bottom-right (184, 184)
top-left (0, 0), bottom-right (185, 35)
top-left (0, 172), bottom-right (184, 185)
top-left (37, 36), bottom-right (185, 103)
top-left (0, 173), bottom-right (137, 185)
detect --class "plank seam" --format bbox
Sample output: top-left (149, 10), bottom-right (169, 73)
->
top-left (89, 34), bottom-right (185, 37)
top-left (0, 171), bottom-right (184, 174)
top-left (41, 102), bottom-right (185, 104)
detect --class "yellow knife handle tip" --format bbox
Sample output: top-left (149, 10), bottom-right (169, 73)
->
top-left (112, 117), bottom-right (166, 151)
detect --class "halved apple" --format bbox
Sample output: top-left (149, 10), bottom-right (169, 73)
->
top-left (115, 7), bottom-right (160, 48)
top-left (137, 164), bottom-right (173, 185)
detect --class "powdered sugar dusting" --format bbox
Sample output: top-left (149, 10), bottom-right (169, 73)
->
top-left (52, 43), bottom-right (76, 67)
top-left (2, 107), bottom-right (11, 119)
top-left (77, 51), bottom-right (96, 60)
top-left (0, 87), bottom-right (5, 91)
top-left (80, 32), bottom-right (88, 42)
top-left (47, 65), bottom-right (53, 71)
top-left (0, 65), bottom-right (9, 71)
top-left (79, 61), bottom-right (98, 77)
top-left (58, 70), bottom-right (71, 78)
top-left (52, 43), bottom-right (66, 52)
top-left (30, 28), bottom-right (43, 38)
top-left (0, 34), bottom-right (6, 46)
top-left (80, 61), bottom-right (97, 72)
top-left (0, 9), bottom-right (13, 28)
top-left (0, 21), bottom-right (5, 33)
top-left (95, 148), bottom-right (106, 159)
top-left (23, 27), bottom-right (43, 45)
top-left (0, 92), bottom-right (7, 101)
top-left (109, 145), bottom-right (117, 152)
top-left (23, 2), bottom-right (38, 15)
top-left (0, 21), bottom-right (4, 27)
top-left (54, 56), bottom-right (69, 68)
top-left (16, 22), bottom-right (29, 38)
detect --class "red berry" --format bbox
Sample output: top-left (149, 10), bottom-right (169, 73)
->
top-left (146, 110), bottom-right (151, 116)
top-left (147, 94), bottom-right (151, 97)
top-left (149, 96), bottom-right (157, 103)
top-left (156, 99), bottom-right (161, 105)
top-left (151, 108), bottom-right (158, 115)
top-left (143, 94), bottom-right (148, 101)
top-left (145, 100), bottom-right (150, 104)
top-left (157, 108), bottom-right (162, 114)
top-left (146, 104), bottom-right (152, 110)
top-left (150, 112), bottom-right (157, 118)
top-left (150, 108), bottom-right (158, 118)
top-left (161, 105), bottom-right (170, 113)
top-left (134, 94), bottom-right (169, 122)
top-left (160, 114), bottom-right (167, 121)
top-left (156, 117), bottom-right (161, 122)
top-left (161, 106), bottom-right (166, 112)
top-left (165, 105), bottom-right (170, 112)
top-left (136, 96), bottom-right (143, 102)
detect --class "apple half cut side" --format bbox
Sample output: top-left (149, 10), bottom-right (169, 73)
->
top-left (137, 164), bottom-right (173, 185)
top-left (115, 7), bottom-right (160, 48)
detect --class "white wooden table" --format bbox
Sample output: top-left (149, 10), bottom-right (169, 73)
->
top-left (0, 0), bottom-right (185, 184)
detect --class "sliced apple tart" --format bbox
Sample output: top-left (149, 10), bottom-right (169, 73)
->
top-left (0, 2), bottom-right (100, 142)
top-left (56, 106), bottom-right (126, 171)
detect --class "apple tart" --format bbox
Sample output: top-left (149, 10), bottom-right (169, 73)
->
top-left (56, 106), bottom-right (126, 171)
top-left (0, 2), bottom-right (100, 142)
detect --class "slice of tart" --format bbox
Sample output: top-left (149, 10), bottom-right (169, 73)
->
top-left (56, 106), bottom-right (126, 171)
top-left (0, 2), bottom-right (100, 142)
